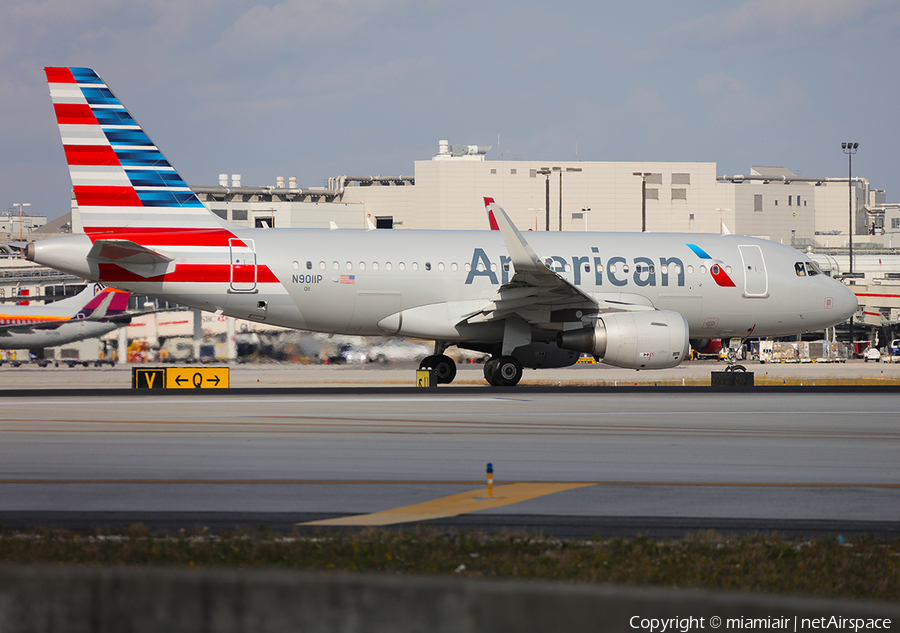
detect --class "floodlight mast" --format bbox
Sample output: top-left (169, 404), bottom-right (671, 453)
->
top-left (841, 141), bottom-right (859, 358)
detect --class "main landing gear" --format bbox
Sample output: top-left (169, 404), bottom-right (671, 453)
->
top-left (483, 355), bottom-right (523, 387)
top-left (418, 343), bottom-right (525, 388)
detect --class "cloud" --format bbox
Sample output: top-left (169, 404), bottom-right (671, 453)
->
top-left (211, 0), bottom-right (416, 63)
top-left (633, 0), bottom-right (898, 61)
top-left (695, 71), bottom-right (808, 131)
top-left (696, 72), bottom-right (748, 99)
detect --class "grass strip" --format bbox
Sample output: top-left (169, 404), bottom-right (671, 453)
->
top-left (0, 526), bottom-right (897, 601)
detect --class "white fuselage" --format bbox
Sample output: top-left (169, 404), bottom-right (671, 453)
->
top-left (0, 320), bottom-right (120, 350)
top-left (30, 227), bottom-right (857, 345)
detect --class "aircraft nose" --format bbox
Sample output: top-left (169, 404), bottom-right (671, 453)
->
top-left (834, 281), bottom-right (858, 321)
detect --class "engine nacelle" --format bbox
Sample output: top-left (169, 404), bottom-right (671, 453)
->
top-left (557, 310), bottom-right (690, 369)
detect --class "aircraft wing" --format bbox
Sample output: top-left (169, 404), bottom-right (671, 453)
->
top-left (0, 323), bottom-right (54, 336)
top-left (463, 200), bottom-right (655, 327)
top-left (462, 200), bottom-right (597, 326)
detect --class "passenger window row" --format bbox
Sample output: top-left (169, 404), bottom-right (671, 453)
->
top-left (300, 261), bottom-right (461, 272)
top-left (292, 261), bottom-right (735, 277)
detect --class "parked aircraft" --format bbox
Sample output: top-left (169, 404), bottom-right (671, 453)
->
top-left (26, 67), bottom-right (857, 385)
top-left (0, 283), bottom-right (130, 364)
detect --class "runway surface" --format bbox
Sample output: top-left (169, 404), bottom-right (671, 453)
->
top-left (1, 369), bottom-right (898, 537)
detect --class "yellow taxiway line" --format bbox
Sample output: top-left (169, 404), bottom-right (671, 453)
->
top-left (301, 482), bottom-right (594, 527)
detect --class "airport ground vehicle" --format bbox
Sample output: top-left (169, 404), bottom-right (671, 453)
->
top-left (887, 339), bottom-right (900, 362)
top-left (863, 346), bottom-right (882, 362)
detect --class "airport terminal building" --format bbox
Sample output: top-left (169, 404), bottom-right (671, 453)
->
top-left (192, 141), bottom-right (897, 252)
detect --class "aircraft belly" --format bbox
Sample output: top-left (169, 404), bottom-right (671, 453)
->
top-left (347, 291), bottom-right (401, 335)
top-left (224, 291), bottom-right (303, 329)
top-left (296, 283), bottom-right (356, 332)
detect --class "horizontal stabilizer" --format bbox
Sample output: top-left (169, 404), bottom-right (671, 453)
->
top-left (87, 239), bottom-right (174, 278)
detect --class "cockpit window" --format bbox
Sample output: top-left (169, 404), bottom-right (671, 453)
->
top-left (795, 261), bottom-right (823, 277)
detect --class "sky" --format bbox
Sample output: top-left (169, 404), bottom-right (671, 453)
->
top-left (2, 0), bottom-right (899, 222)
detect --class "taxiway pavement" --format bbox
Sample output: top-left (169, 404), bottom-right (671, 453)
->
top-left (0, 365), bottom-right (897, 537)
top-left (1, 357), bottom-right (899, 388)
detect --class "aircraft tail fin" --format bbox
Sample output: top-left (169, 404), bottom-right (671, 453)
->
top-left (74, 285), bottom-right (130, 320)
top-left (44, 67), bottom-right (225, 234)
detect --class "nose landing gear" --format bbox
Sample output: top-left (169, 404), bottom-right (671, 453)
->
top-left (418, 354), bottom-right (457, 384)
top-left (722, 342), bottom-right (747, 373)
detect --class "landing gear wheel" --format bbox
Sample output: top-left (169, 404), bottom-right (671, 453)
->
top-left (483, 358), bottom-right (500, 386)
top-left (432, 354), bottom-right (458, 384)
top-left (494, 355), bottom-right (523, 387)
top-left (419, 354), bottom-right (457, 384)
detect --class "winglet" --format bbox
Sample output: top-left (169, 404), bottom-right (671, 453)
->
top-left (484, 197), bottom-right (500, 231)
top-left (483, 198), bottom-right (547, 274)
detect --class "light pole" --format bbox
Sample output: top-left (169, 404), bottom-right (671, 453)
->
top-left (633, 172), bottom-right (651, 232)
top-left (581, 207), bottom-right (591, 231)
top-left (841, 142), bottom-right (858, 274)
top-left (536, 168), bottom-right (552, 231)
top-left (715, 208), bottom-right (731, 234)
top-left (13, 203), bottom-right (31, 243)
top-left (558, 167), bottom-right (582, 231)
top-left (841, 142), bottom-right (859, 358)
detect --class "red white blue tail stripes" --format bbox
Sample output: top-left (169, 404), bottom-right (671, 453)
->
top-left (45, 67), bottom-right (223, 232)
top-left (44, 67), bottom-right (285, 299)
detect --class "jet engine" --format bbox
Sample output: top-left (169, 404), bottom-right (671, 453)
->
top-left (556, 310), bottom-right (690, 370)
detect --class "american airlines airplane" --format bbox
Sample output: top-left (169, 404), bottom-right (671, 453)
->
top-left (0, 284), bottom-right (130, 363)
top-left (26, 67), bottom-right (857, 386)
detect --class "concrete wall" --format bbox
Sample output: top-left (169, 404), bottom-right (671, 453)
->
top-left (191, 161), bottom-right (884, 244)
top-left (733, 182), bottom-right (817, 244)
top-left (1, 564), bottom-right (897, 633)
